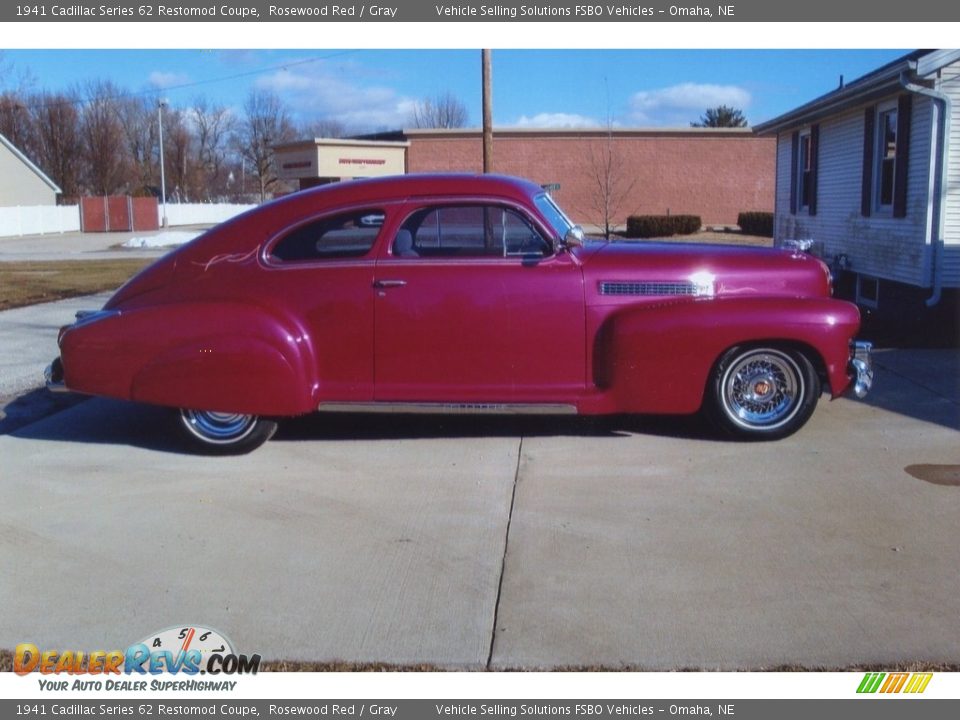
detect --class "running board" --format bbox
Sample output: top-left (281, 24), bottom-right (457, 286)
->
top-left (317, 402), bottom-right (578, 416)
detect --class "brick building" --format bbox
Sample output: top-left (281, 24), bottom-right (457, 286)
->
top-left (274, 128), bottom-right (775, 228)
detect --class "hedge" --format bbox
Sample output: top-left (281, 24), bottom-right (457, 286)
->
top-left (737, 211), bottom-right (774, 237)
top-left (624, 214), bottom-right (702, 238)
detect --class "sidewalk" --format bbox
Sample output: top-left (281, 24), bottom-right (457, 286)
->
top-left (0, 292), bottom-right (113, 399)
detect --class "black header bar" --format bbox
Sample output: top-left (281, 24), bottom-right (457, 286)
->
top-left (3, 0), bottom-right (959, 22)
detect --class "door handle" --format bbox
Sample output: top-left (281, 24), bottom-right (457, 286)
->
top-left (373, 279), bottom-right (407, 289)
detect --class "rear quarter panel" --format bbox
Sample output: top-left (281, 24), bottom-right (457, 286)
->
top-left (61, 301), bottom-right (317, 416)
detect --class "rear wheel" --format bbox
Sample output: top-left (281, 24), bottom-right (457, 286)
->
top-left (177, 409), bottom-right (277, 454)
top-left (706, 346), bottom-right (820, 440)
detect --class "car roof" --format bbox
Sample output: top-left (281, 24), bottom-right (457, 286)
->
top-left (274, 173), bottom-right (546, 209)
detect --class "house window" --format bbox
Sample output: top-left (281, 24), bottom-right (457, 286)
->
top-left (798, 132), bottom-right (813, 210)
top-left (856, 275), bottom-right (880, 309)
top-left (876, 106), bottom-right (897, 209)
top-left (790, 125), bottom-right (818, 216)
top-left (862, 96), bottom-right (910, 218)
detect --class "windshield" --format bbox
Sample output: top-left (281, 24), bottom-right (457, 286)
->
top-left (534, 193), bottom-right (574, 238)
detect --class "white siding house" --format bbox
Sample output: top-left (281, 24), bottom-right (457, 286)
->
top-left (756, 49), bottom-right (959, 328)
top-left (0, 133), bottom-right (61, 207)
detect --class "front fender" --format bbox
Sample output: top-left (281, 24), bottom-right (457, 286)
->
top-left (597, 296), bottom-right (860, 414)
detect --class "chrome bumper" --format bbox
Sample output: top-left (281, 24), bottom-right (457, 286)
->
top-left (848, 341), bottom-right (873, 399)
top-left (45, 358), bottom-right (69, 394)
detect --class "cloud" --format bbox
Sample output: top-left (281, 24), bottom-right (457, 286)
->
top-left (148, 71), bottom-right (190, 89)
top-left (513, 112), bottom-right (602, 129)
top-left (628, 83), bottom-right (751, 126)
top-left (254, 66), bottom-right (417, 132)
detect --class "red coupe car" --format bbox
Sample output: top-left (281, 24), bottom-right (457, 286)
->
top-left (46, 174), bottom-right (873, 453)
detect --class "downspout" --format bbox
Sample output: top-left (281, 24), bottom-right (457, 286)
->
top-left (899, 71), bottom-right (950, 307)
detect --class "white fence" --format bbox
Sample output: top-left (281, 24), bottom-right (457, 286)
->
top-left (0, 205), bottom-right (80, 238)
top-left (160, 203), bottom-right (256, 227)
top-left (0, 202), bottom-right (257, 238)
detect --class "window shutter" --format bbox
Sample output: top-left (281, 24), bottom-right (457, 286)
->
top-left (790, 131), bottom-right (799, 215)
top-left (893, 94), bottom-right (912, 218)
top-left (861, 107), bottom-right (875, 217)
top-left (809, 124), bottom-right (820, 216)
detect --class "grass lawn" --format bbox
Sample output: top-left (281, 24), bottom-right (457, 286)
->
top-left (0, 259), bottom-right (153, 311)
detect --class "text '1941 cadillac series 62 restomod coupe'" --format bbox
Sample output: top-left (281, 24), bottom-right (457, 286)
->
top-left (46, 174), bottom-right (873, 453)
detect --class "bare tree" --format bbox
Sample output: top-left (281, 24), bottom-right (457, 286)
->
top-left (411, 91), bottom-right (469, 129)
top-left (30, 91), bottom-right (82, 198)
top-left (691, 105), bottom-right (748, 128)
top-left (160, 106), bottom-right (193, 202)
top-left (583, 125), bottom-right (638, 241)
top-left (298, 118), bottom-right (347, 139)
top-left (234, 90), bottom-right (295, 203)
top-left (0, 91), bottom-right (36, 154)
top-left (191, 96), bottom-right (234, 200)
top-left (117, 95), bottom-right (160, 195)
top-left (79, 81), bottom-right (129, 195)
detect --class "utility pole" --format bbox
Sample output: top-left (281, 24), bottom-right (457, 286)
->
top-left (482, 49), bottom-right (493, 173)
top-left (157, 99), bottom-right (168, 227)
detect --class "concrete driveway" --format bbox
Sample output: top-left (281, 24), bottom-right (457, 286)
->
top-left (0, 344), bottom-right (958, 669)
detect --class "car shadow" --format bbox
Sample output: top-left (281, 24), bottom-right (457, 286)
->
top-left (274, 411), bottom-right (717, 443)
top-left (856, 348), bottom-right (960, 431)
top-left (7, 396), bottom-right (186, 453)
top-left (5, 394), bottom-right (719, 454)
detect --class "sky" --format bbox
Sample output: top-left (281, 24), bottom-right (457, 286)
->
top-left (1, 49), bottom-right (906, 132)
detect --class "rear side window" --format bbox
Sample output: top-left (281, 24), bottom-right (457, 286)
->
top-left (270, 209), bottom-right (383, 262)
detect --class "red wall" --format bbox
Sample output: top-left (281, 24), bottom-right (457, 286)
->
top-left (405, 131), bottom-right (775, 227)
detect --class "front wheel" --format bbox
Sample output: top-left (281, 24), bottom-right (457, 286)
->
top-left (706, 346), bottom-right (820, 440)
top-left (177, 409), bottom-right (278, 454)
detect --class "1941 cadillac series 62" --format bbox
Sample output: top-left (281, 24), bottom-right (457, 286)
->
top-left (46, 174), bottom-right (873, 453)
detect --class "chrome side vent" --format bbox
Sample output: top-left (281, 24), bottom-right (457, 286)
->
top-left (599, 281), bottom-right (696, 297)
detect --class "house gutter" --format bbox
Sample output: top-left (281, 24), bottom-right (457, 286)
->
top-left (899, 71), bottom-right (951, 307)
top-left (754, 60), bottom-right (918, 135)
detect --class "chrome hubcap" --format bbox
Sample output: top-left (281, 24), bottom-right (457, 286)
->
top-left (181, 409), bottom-right (258, 445)
top-left (721, 350), bottom-right (803, 430)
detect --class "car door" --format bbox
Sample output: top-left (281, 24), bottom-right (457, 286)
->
top-left (373, 201), bottom-right (586, 403)
top-left (262, 206), bottom-right (384, 403)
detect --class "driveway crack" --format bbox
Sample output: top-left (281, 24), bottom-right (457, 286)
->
top-left (487, 436), bottom-right (522, 669)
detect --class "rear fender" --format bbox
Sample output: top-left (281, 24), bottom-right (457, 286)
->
top-left (131, 335), bottom-right (309, 416)
top-left (93, 301), bottom-right (316, 416)
top-left (598, 297), bottom-right (860, 414)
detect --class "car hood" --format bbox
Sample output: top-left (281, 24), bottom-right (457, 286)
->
top-left (579, 240), bottom-right (831, 302)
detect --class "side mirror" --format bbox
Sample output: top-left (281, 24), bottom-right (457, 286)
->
top-left (555, 226), bottom-right (585, 253)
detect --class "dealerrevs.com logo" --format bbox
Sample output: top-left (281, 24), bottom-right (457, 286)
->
top-left (14, 625), bottom-right (261, 677)
top-left (857, 672), bottom-right (933, 694)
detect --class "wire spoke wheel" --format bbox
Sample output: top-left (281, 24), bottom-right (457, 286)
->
top-left (709, 346), bottom-right (820, 439)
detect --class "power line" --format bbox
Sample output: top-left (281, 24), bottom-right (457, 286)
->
top-left (3, 50), bottom-right (359, 111)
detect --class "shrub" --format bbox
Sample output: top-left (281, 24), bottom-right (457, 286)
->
top-left (737, 211), bottom-right (774, 237)
top-left (624, 214), bottom-right (702, 238)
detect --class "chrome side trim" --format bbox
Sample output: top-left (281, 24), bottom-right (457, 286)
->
top-left (317, 402), bottom-right (578, 415)
top-left (849, 340), bottom-right (874, 399)
top-left (599, 280), bottom-right (695, 297)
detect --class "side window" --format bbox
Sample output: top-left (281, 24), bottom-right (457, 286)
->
top-left (394, 205), bottom-right (549, 258)
top-left (790, 125), bottom-right (818, 216)
top-left (876, 106), bottom-right (897, 208)
top-left (798, 132), bottom-right (812, 210)
top-left (270, 209), bottom-right (383, 262)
